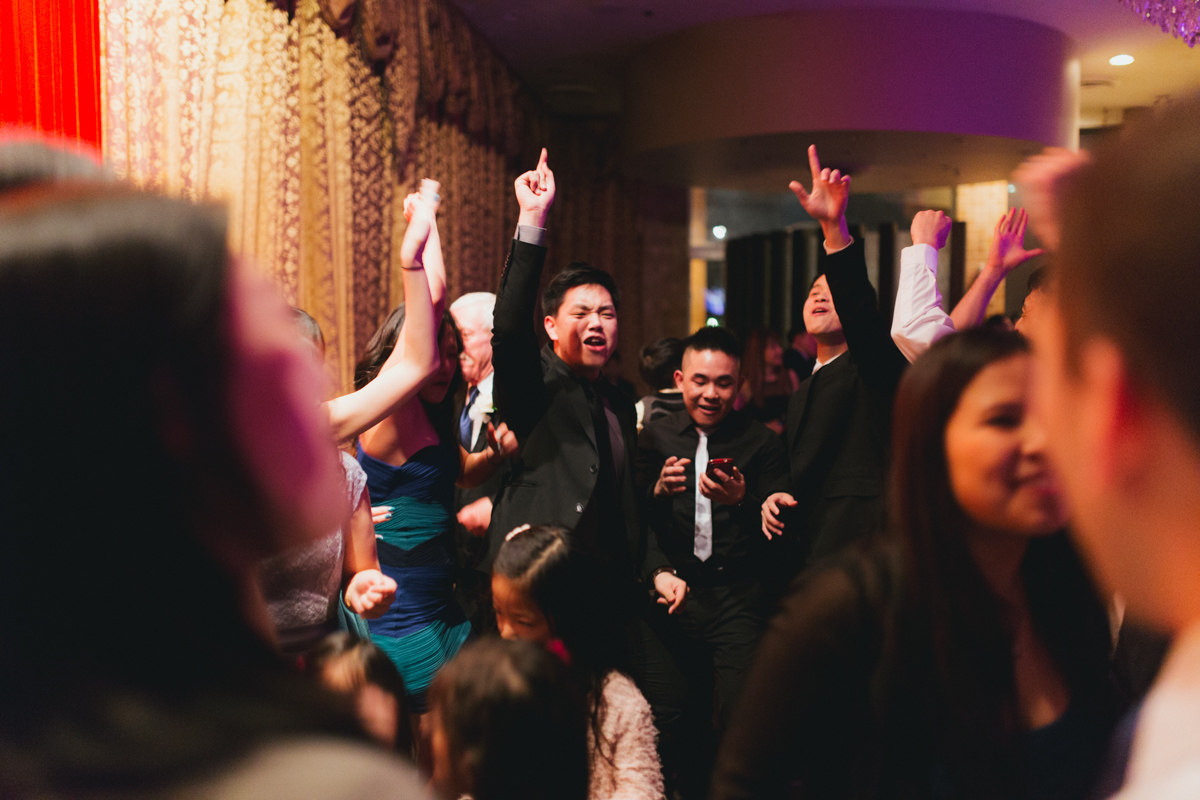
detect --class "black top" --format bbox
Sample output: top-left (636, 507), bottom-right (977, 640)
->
top-left (637, 409), bottom-right (788, 585)
top-left (771, 239), bottom-right (910, 567)
top-left (712, 539), bottom-right (1118, 800)
top-left (487, 238), bottom-right (670, 587)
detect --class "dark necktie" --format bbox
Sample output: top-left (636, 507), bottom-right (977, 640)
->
top-left (584, 381), bottom-right (616, 486)
top-left (459, 387), bottom-right (479, 449)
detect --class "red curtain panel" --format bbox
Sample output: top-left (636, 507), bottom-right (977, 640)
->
top-left (1, 0), bottom-right (102, 149)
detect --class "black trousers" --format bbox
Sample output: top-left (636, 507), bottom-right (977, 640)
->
top-left (627, 579), bottom-right (768, 799)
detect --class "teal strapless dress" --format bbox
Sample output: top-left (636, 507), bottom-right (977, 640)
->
top-left (357, 441), bottom-right (472, 712)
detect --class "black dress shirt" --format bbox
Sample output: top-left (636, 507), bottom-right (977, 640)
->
top-left (637, 409), bottom-right (788, 586)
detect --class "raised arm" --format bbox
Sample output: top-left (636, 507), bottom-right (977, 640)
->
top-left (323, 191), bottom-right (440, 442)
top-left (492, 149), bottom-right (556, 441)
top-left (948, 207), bottom-right (1044, 331)
top-left (891, 210), bottom-right (954, 363)
top-left (789, 144), bottom-right (852, 252)
top-left (791, 145), bottom-right (907, 392)
top-left (418, 179), bottom-right (448, 318)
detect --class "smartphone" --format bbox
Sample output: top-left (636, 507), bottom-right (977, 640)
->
top-left (706, 458), bottom-right (734, 478)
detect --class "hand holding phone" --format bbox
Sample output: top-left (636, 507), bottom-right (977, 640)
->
top-left (706, 458), bottom-right (734, 479)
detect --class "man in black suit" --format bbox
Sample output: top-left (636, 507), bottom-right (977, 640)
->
top-left (761, 145), bottom-right (909, 580)
top-left (485, 148), bottom-right (686, 616)
top-left (637, 325), bottom-right (789, 797)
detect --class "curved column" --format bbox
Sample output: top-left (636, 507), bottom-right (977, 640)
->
top-left (624, 8), bottom-right (1079, 191)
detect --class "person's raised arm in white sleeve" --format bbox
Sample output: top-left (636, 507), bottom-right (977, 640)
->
top-left (891, 210), bottom-right (953, 362)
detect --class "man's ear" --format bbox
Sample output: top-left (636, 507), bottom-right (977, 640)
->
top-left (674, 369), bottom-right (684, 392)
top-left (543, 315), bottom-right (559, 343)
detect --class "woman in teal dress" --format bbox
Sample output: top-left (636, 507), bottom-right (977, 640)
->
top-left (354, 185), bottom-right (516, 712)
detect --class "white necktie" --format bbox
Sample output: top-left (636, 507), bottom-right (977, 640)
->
top-left (694, 430), bottom-right (712, 562)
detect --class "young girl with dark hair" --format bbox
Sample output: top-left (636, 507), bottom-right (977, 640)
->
top-left (493, 525), bottom-right (664, 800)
top-left (353, 184), bottom-right (518, 715)
top-left (713, 327), bottom-right (1121, 800)
top-left (429, 636), bottom-right (590, 800)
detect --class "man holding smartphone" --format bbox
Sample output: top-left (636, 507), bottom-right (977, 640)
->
top-left (636, 326), bottom-right (789, 799)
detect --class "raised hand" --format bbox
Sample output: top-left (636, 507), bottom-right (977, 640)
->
top-left (985, 208), bottom-right (1045, 276)
top-left (789, 144), bottom-right (851, 227)
top-left (761, 491), bottom-right (797, 539)
top-left (345, 569), bottom-right (398, 619)
top-left (514, 147), bottom-right (556, 229)
top-left (654, 456), bottom-right (691, 498)
top-left (911, 209), bottom-right (952, 250)
top-left (419, 178), bottom-right (441, 216)
top-left (398, 192), bottom-right (433, 267)
top-left (1012, 147), bottom-right (1090, 253)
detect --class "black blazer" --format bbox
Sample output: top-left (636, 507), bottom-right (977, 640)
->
top-left (637, 409), bottom-right (789, 585)
top-left (775, 239), bottom-right (909, 566)
top-left (485, 238), bottom-right (670, 584)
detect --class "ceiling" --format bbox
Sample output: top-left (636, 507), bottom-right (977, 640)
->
top-left (449, 0), bottom-right (1200, 122)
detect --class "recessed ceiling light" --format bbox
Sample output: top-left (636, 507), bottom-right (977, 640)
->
top-left (1109, 54), bottom-right (1135, 66)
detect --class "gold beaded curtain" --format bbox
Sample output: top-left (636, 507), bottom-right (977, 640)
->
top-left (98, 0), bottom-right (685, 391)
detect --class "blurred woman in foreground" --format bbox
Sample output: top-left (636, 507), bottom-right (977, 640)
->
top-left (714, 328), bottom-right (1121, 800)
top-left (0, 184), bottom-right (422, 797)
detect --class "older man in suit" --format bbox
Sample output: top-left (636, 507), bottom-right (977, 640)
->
top-left (761, 146), bottom-right (910, 584)
top-left (485, 148), bottom-right (685, 616)
top-left (450, 291), bottom-right (499, 630)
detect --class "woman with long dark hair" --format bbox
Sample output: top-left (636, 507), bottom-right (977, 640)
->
top-left (712, 327), bottom-right (1121, 800)
top-left (492, 525), bottom-right (664, 800)
top-left (737, 327), bottom-right (797, 434)
top-left (354, 185), bottom-right (517, 717)
top-left (0, 183), bottom-right (423, 795)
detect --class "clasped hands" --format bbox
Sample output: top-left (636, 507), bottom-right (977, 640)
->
top-left (654, 456), bottom-right (746, 506)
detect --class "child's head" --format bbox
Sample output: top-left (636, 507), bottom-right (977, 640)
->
top-left (491, 525), bottom-right (574, 647)
top-left (306, 633), bottom-right (413, 756)
top-left (429, 637), bottom-right (589, 800)
top-left (491, 525), bottom-right (616, 671)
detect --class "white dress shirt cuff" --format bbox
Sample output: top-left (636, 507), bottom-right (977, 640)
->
top-left (514, 224), bottom-right (546, 246)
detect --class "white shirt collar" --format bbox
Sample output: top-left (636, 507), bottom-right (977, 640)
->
top-left (812, 351), bottom-right (845, 374)
top-left (473, 371), bottom-right (494, 396)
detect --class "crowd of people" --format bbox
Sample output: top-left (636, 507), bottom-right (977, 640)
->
top-left (2, 97), bottom-right (1200, 800)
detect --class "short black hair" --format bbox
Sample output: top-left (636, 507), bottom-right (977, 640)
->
top-left (1027, 265), bottom-right (1052, 294)
top-left (639, 338), bottom-right (684, 390)
top-left (683, 326), bottom-right (743, 362)
top-left (542, 262), bottom-right (621, 318)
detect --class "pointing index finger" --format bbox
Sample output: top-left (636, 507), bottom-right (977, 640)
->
top-left (808, 144), bottom-right (823, 180)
